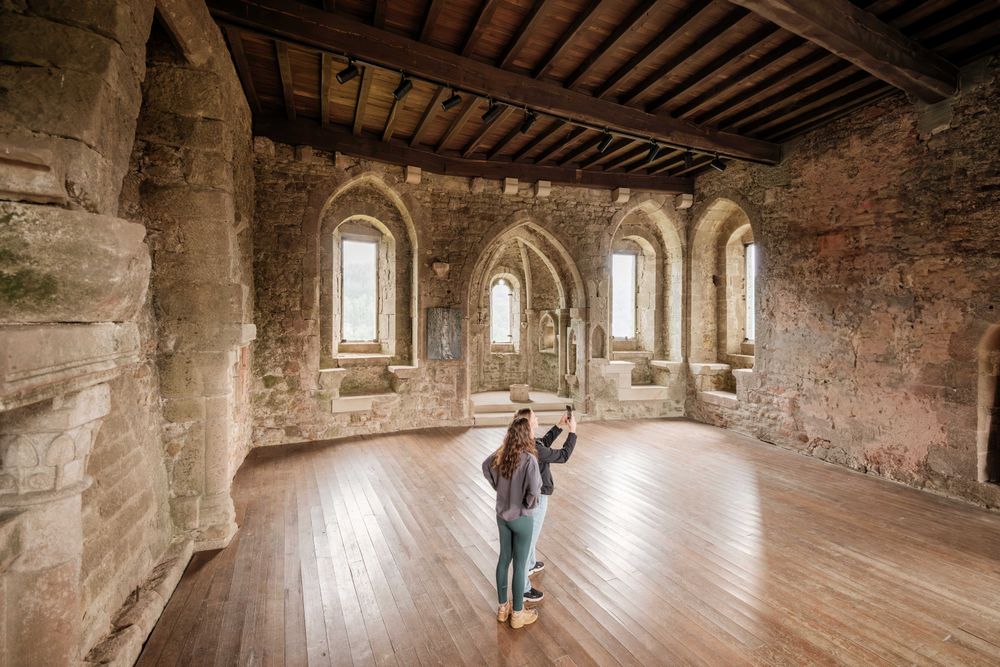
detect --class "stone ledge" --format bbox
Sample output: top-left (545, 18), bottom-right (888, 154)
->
top-left (84, 539), bottom-right (194, 667)
top-left (698, 390), bottom-right (739, 409)
top-left (331, 393), bottom-right (398, 414)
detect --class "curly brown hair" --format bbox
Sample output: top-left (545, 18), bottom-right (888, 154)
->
top-left (493, 416), bottom-right (537, 479)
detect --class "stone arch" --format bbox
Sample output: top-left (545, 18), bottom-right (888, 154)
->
top-left (607, 194), bottom-right (685, 361)
top-left (591, 324), bottom-right (607, 359)
top-left (310, 173), bottom-right (419, 366)
top-left (690, 197), bottom-right (758, 364)
top-left (978, 324), bottom-right (1000, 482)
top-left (466, 218), bottom-right (587, 396)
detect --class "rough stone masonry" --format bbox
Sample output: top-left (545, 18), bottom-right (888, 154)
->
top-left (0, 0), bottom-right (998, 664)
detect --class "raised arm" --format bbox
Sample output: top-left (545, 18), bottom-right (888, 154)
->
top-left (538, 425), bottom-right (562, 447)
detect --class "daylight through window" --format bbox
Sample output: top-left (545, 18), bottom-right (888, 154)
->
top-left (341, 238), bottom-right (377, 341)
top-left (611, 253), bottom-right (637, 339)
top-left (491, 280), bottom-right (513, 344)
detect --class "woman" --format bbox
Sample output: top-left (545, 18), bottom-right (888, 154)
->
top-left (482, 416), bottom-right (542, 628)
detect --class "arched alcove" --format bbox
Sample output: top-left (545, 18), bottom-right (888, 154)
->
top-left (317, 179), bottom-right (417, 368)
top-left (591, 324), bottom-right (607, 359)
top-left (978, 325), bottom-right (1000, 483)
top-left (690, 198), bottom-right (758, 366)
top-left (466, 219), bottom-right (586, 396)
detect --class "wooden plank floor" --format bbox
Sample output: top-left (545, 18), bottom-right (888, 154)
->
top-left (137, 419), bottom-right (1000, 667)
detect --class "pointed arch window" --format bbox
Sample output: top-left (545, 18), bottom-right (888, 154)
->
top-left (491, 279), bottom-right (513, 344)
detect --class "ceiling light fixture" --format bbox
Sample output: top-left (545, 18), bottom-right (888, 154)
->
top-left (645, 140), bottom-right (661, 164)
top-left (519, 109), bottom-right (537, 134)
top-left (336, 58), bottom-right (359, 84)
top-left (441, 89), bottom-right (462, 110)
top-left (597, 130), bottom-right (614, 153)
top-left (482, 99), bottom-right (504, 123)
top-left (392, 73), bottom-right (413, 100)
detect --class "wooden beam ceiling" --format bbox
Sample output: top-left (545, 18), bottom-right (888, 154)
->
top-left (564, 0), bottom-right (661, 90)
top-left (256, 117), bottom-right (693, 194)
top-left (274, 40), bottom-right (296, 120)
top-left (207, 0), bottom-right (781, 163)
top-left (223, 25), bottom-right (260, 113)
top-left (497, 0), bottom-right (553, 70)
top-left (727, 0), bottom-right (959, 102)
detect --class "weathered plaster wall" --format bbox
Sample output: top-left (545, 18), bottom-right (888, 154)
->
top-left (690, 57), bottom-right (1000, 510)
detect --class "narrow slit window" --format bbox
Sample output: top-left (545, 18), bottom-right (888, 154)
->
top-left (611, 253), bottom-right (637, 339)
top-left (745, 242), bottom-right (756, 341)
top-left (341, 238), bottom-right (378, 342)
top-left (491, 280), bottom-right (513, 344)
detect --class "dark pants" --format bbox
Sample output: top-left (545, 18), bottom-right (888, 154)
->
top-left (496, 514), bottom-right (534, 611)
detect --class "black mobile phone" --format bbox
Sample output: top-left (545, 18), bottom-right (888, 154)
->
top-left (565, 404), bottom-right (573, 419)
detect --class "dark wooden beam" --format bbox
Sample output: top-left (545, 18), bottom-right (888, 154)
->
top-left (256, 117), bottom-right (693, 194)
top-left (486, 121), bottom-right (524, 159)
top-left (322, 0), bottom-right (335, 10)
top-left (619, 8), bottom-right (750, 107)
top-left (462, 106), bottom-right (514, 158)
top-left (769, 82), bottom-right (893, 141)
top-left (498, 0), bottom-right (553, 70)
top-left (511, 119), bottom-right (565, 161)
top-left (592, 1), bottom-right (714, 99)
top-left (726, 0), bottom-right (958, 102)
top-left (563, 0), bottom-right (661, 90)
top-left (208, 0), bottom-right (781, 163)
top-left (644, 23), bottom-right (781, 114)
top-left (463, 0), bottom-right (502, 57)
top-left (628, 148), bottom-right (679, 173)
top-left (742, 71), bottom-right (874, 135)
top-left (436, 96), bottom-right (481, 153)
top-left (320, 52), bottom-right (332, 126)
top-left (382, 95), bottom-right (401, 142)
top-left (557, 135), bottom-right (602, 167)
top-left (353, 65), bottom-right (372, 136)
top-left (223, 25), bottom-right (261, 113)
top-left (579, 138), bottom-right (635, 169)
top-left (420, 0), bottom-right (444, 43)
top-left (604, 145), bottom-right (648, 171)
top-left (274, 40), bottom-right (296, 120)
top-left (373, 0), bottom-right (386, 28)
top-left (533, 0), bottom-right (614, 79)
top-left (410, 86), bottom-right (449, 147)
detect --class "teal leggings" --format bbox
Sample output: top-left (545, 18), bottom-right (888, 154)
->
top-left (496, 515), bottom-right (534, 611)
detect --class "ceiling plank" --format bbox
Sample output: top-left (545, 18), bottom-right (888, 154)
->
top-left (420, 0), bottom-right (445, 43)
top-left (373, 0), bottom-right (386, 28)
top-left (320, 52), bottom-right (332, 126)
top-left (534, 127), bottom-right (590, 164)
top-left (498, 0), bottom-right (554, 70)
top-left (564, 0), bottom-right (661, 90)
top-left (223, 25), bottom-right (261, 113)
top-left (463, 106), bottom-right (514, 158)
top-left (256, 116), bottom-right (693, 194)
top-left (580, 138), bottom-right (636, 169)
top-left (511, 119), bottom-right (565, 161)
top-left (208, 0), bottom-right (781, 163)
top-left (274, 40), bottom-right (296, 120)
top-left (486, 121), bottom-right (524, 159)
top-left (533, 0), bottom-right (616, 79)
top-left (645, 23), bottom-right (781, 114)
top-left (410, 86), bottom-right (449, 147)
top-left (726, 0), bottom-right (958, 102)
top-left (353, 65), bottom-right (372, 136)
top-left (557, 135), bottom-right (602, 166)
top-left (463, 0), bottom-right (502, 57)
top-left (619, 8), bottom-right (751, 107)
top-left (436, 96), bottom-right (481, 153)
top-left (592, 0), bottom-right (714, 99)
top-left (603, 144), bottom-right (648, 171)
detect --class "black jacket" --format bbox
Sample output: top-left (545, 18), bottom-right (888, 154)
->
top-left (536, 426), bottom-right (577, 495)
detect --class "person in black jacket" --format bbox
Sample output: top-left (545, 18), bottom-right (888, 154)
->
top-left (512, 407), bottom-right (578, 603)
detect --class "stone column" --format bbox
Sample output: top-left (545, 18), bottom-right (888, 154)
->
top-left (0, 384), bottom-right (111, 666)
top-left (557, 309), bottom-right (569, 397)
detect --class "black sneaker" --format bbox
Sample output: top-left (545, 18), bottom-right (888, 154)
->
top-left (528, 561), bottom-right (545, 576)
top-left (523, 587), bottom-right (544, 603)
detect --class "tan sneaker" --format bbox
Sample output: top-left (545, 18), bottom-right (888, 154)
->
top-left (510, 607), bottom-right (538, 629)
top-left (496, 600), bottom-right (511, 623)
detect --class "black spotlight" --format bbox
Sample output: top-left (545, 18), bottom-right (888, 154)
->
top-left (597, 131), bottom-right (614, 153)
top-left (336, 59), bottom-right (359, 84)
top-left (482, 100), bottom-right (504, 123)
top-left (519, 110), bottom-right (537, 134)
top-left (683, 150), bottom-right (695, 169)
top-left (393, 74), bottom-right (413, 100)
top-left (645, 141), bottom-right (661, 164)
top-left (441, 90), bottom-right (462, 111)
top-left (709, 155), bottom-right (727, 172)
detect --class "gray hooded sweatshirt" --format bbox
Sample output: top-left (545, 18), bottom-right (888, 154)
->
top-left (482, 450), bottom-right (542, 521)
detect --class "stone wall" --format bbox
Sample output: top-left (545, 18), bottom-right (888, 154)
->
top-left (252, 143), bottom-right (687, 446)
top-left (689, 57), bottom-right (1000, 510)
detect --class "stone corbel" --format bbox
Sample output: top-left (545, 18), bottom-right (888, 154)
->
top-left (318, 368), bottom-right (349, 400)
top-left (388, 365), bottom-right (419, 393)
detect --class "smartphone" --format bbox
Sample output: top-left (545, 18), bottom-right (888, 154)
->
top-left (565, 404), bottom-right (573, 419)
